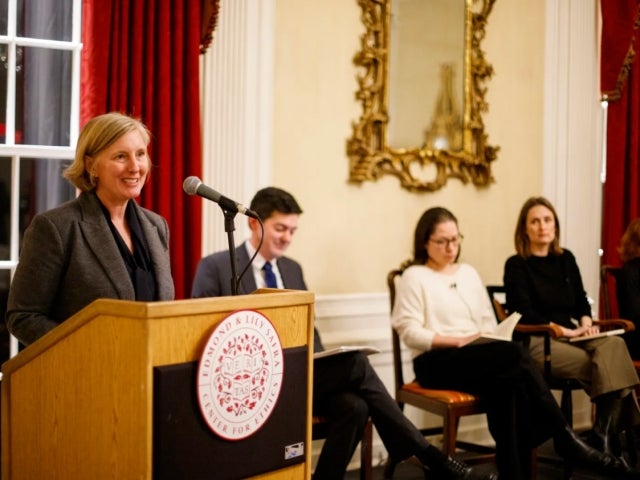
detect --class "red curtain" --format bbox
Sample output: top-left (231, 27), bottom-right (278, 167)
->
top-left (80, 0), bottom-right (203, 299)
top-left (600, 0), bottom-right (640, 268)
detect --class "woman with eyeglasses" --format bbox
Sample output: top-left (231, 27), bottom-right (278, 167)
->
top-left (504, 196), bottom-right (640, 464)
top-left (391, 206), bottom-right (637, 480)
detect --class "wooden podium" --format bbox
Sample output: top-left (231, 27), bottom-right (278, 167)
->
top-left (1, 289), bottom-right (314, 480)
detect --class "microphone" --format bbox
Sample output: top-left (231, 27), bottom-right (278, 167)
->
top-left (183, 176), bottom-right (259, 219)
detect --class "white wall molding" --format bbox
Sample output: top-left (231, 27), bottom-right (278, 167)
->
top-left (315, 292), bottom-right (389, 318)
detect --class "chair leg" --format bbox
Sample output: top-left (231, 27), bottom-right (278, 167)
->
top-left (442, 415), bottom-right (459, 456)
top-left (382, 457), bottom-right (396, 480)
top-left (530, 448), bottom-right (537, 480)
top-left (561, 388), bottom-right (574, 428)
top-left (360, 419), bottom-right (373, 480)
top-left (560, 388), bottom-right (574, 478)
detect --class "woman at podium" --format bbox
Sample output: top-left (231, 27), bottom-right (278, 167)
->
top-left (6, 112), bottom-right (174, 347)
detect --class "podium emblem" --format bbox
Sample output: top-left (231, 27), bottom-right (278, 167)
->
top-left (197, 309), bottom-right (284, 440)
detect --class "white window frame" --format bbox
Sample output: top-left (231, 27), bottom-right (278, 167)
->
top-left (0, 0), bottom-right (83, 358)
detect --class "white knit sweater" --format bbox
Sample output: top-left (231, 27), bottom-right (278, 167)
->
top-left (391, 263), bottom-right (498, 358)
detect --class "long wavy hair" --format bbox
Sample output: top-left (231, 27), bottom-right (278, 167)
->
top-left (619, 218), bottom-right (640, 263)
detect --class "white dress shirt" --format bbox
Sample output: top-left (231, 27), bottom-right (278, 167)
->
top-left (244, 241), bottom-right (283, 289)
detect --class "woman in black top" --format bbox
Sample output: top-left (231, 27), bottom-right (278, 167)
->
top-left (618, 218), bottom-right (640, 358)
top-left (504, 196), bottom-right (640, 462)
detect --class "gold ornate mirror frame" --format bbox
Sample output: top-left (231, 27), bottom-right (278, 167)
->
top-left (347, 0), bottom-right (498, 192)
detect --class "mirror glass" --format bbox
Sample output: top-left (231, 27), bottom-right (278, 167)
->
top-left (347, 0), bottom-right (498, 192)
top-left (388, 0), bottom-right (464, 151)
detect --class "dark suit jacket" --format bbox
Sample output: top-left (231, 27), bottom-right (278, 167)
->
top-left (191, 243), bottom-right (307, 297)
top-left (191, 243), bottom-right (324, 351)
top-left (6, 190), bottom-right (174, 346)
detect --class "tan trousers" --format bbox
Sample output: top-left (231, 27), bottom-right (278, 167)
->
top-left (527, 334), bottom-right (639, 398)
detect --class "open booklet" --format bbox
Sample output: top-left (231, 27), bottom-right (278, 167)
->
top-left (313, 345), bottom-right (381, 360)
top-left (468, 311), bottom-right (522, 346)
top-left (568, 328), bottom-right (625, 343)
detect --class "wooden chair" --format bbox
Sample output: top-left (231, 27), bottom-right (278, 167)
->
top-left (385, 267), bottom-right (495, 478)
top-left (600, 264), bottom-right (640, 383)
top-left (487, 285), bottom-right (634, 421)
top-left (487, 284), bottom-right (638, 478)
top-left (600, 264), bottom-right (623, 319)
top-left (312, 416), bottom-right (373, 480)
top-left (487, 284), bottom-right (591, 480)
top-left (486, 285), bottom-right (585, 427)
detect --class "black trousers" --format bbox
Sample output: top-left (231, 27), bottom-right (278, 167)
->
top-left (414, 341), bottom-right (568, 480)
top-left (312, 352), bottom-right (430, 480)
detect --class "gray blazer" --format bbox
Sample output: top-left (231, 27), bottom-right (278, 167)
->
top-left (6, 191), bottom-right (174, 345)
top-left (191, 242), bottom-right (307, 297)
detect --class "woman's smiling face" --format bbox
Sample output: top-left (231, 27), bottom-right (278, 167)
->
top-left (91, 129), bottom-right (149, 206)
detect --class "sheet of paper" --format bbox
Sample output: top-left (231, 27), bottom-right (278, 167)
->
top-left (468, 311), bottom-right (522, 346)
top-left (494, 311), bottom-right (522, 339)
top-left (568, 328), bottom-right (625, 343)
top-left (313, 345), bottom-right (381, 360)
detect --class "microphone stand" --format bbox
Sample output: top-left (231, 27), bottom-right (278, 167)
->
top-left (222, 209), bottom-right (240, 295)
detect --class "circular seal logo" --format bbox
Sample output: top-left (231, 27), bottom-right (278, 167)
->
top-left (196, 309), bottom-right (284, 441)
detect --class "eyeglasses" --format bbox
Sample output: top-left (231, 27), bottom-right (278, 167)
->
top-left (429, 234), bottom-right (464, 248)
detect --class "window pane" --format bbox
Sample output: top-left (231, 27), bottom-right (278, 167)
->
top-left (17, 0), bottom-right (74, 41)
top-left (19, 158), bottom-right (74, 242)
top-left (19, 47), bottom-right (71, 146)
top-left (0, 268), bottom-right (10, 363)
top-left (0, 156), bottom-right (8, 260)
top-left (0, 0), bottom-right (6, 36)
top-left (0, 45), bottom-right (10, 144)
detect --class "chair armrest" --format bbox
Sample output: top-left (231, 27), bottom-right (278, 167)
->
top-left (514, 320), bottom-right (633, 337)
top-left (515, 323), bottom-right (564, 338)
top-left (515, 324), bottom-right (563, 382)
top-left (594, 318), bottom-right (635, 332)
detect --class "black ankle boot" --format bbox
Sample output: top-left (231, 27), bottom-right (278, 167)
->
top-left (624, 428), bottom-right (639, 468)
top-left (592, 394), bottom-right (624, 456)
top-left (555, 426), bottom-right (640, 478)
top-left (428, 456), bottom-right (498, 480)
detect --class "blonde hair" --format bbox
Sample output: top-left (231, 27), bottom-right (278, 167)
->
top-left (619, 218), bottom-right (640, 263)
top-left (63, 112), bottom-right (151, 191)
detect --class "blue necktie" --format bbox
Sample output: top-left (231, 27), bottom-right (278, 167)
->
top-left (263, 261), bottom-right (278, 288)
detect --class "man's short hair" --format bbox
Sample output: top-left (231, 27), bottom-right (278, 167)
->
top-left (250, 187), bottom-right (303, 221)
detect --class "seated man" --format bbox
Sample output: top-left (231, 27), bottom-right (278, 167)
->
top-left (191, 186), bottom-right (494, 480)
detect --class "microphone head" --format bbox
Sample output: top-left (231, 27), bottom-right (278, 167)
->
top-left (183, 176), bottom-right (202, 195)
